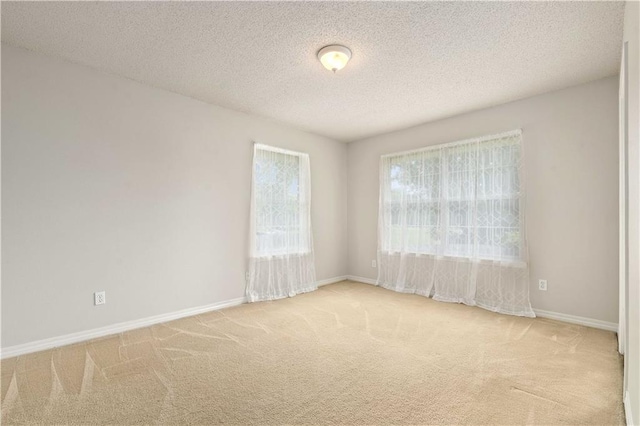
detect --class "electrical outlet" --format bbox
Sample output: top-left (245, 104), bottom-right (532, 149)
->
top-left (372, 260), bottom-right (377, 268)
top-left (94, 291), bottom-right (106, 305)
top-left (538, 279), bottom-right (548, 291)
top-left (245, 272), bottom-right (250, 283)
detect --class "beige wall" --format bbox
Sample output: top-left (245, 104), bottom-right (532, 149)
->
top-left (1, 45), bottom-right (348, 348)
top-left (623, 0), bottom-right (639, 422)
top-left (1, 42), bottom-right (624, 358)
top-left (348, 77), bottom-right (619, 323)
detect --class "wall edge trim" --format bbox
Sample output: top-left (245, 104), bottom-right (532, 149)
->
top-left (317, 275), bottom-right (348, 286)
top-left (0, 296), bottom-right (246, 359)
top-left (1, 275), bottom-right (350, 359)
top-left (346, 275), bottom-right (378, 285)
top-left (533, 308), bottom-right (618, 332)
top-left (625, 390), bottom-right (636, 426)
top-left (2, 275), bottom-right (617, 358)
top-left (346, 275), bottom-right (618, 331)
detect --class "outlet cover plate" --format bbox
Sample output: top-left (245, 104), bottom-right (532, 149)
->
top-left (94, 291), bottom-right (106, 305)
top-left (538, 280), bottom-right (548, 291)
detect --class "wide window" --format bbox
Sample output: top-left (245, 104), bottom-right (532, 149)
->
top-left (377, 130), bottom-right (534, 317)
top-left (246, 144), bottom-right (316, 302)
top-left (380, 131), bottom-right (523, 261)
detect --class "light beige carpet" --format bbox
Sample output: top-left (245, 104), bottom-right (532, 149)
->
top-left (1, 281), bottom-right (624, 425)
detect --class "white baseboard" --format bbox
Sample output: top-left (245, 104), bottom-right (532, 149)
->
top-left (1, 275), bottom-right (350, 359)
top-left (346, 275), bottom-right (378, 285)
top-left (317, 275), bottom-right (348, 287)
top-left (1, 296), bottom-right (247, 360)
top-left (2, 276), bottom-right (618, 359)
top-left (532, 309), bottom-right (618, 332)
top-left (626, 391), bottom-right (636, 426)
top-left (345, 276), bottom-right (617, 332)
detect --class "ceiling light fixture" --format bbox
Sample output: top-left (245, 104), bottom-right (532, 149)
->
top-left (317, 45), bottom-right (352, 73)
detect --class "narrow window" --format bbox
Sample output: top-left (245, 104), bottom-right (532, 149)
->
top-left (247, 144), bottom-right (316, 301)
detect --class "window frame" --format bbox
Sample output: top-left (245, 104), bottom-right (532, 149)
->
top-left (379, 129), bottom-right (524, 263)
top-left (251, 143), bottom-right (312, 258)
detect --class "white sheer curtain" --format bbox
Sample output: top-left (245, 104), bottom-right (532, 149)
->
top-left (377, 130), bottom-right (534, 317)
top-left (246, 144), bottom-right (316, 302)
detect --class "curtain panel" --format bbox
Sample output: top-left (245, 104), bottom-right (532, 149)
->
top-left (377, 130), bottom-right (534, 317)
top-left (246, 144), bottom-right (316, 302)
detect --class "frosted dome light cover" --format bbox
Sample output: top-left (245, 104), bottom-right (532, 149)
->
top-left (318, 45), bottom-right (352, 72)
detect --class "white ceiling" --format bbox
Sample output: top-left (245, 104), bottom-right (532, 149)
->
top-left (1, 1), bottom-right (624, 142)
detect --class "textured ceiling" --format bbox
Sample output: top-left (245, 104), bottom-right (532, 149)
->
top-left (1, 1), bottom-right (625, 142)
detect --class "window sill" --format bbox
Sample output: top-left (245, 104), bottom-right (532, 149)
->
top-left (251, 251), bottom-right (312, 260)
top-left (379, 251), bottom-right (526, 268)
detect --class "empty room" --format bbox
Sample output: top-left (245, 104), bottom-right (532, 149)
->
top-left (1, 1), bottom-right (639, 425)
